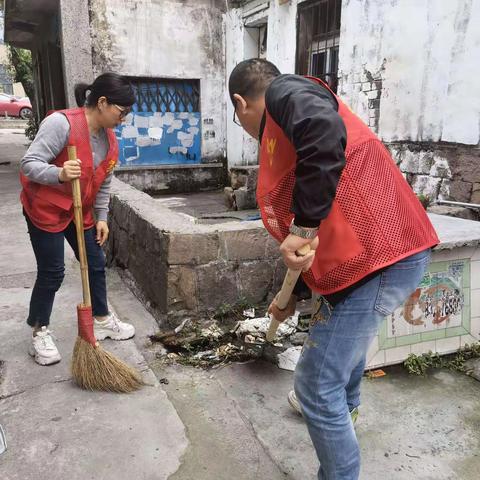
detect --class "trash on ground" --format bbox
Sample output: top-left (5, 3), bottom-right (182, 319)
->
top-left (277, 346), bottom-right (302, 371)
top-left (234, 312), bottom-right (299, 341)
top-left (151, 319), bottom-right (262, 367)
top-left (366, 369), bottom-right (387, 378)
top-left (151, 306), bottom-right (307, 369)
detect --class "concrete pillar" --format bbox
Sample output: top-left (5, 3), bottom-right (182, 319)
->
top-left (59, 0), bottom-right (93, 108)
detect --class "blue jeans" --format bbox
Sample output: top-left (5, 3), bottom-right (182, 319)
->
top-left (24, 212), bottom-right (109, 327)
top-left (294, 249), bottom-right (431, 480)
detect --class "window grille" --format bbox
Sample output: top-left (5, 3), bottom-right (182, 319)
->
top-left (296, 0), bottom-right (342, 92)
top-left (128, 78), bottom-right (200, 113)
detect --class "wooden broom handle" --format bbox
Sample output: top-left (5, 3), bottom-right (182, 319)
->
top-left (68, 146), bottom-right (92, 308)
top-left (266, 243), bottom-right (311, 342)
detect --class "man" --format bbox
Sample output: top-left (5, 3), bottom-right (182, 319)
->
top-left (229, 59), bottom-right (438, 480)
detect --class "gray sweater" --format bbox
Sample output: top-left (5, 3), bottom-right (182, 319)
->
top-left (20, 112), bottom-right (113, 222)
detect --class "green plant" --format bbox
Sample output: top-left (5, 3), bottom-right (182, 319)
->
top-left (404, 343), bottom-right (480, 375)
top-left (417, 194), bottom-right (431, 210)
top-left (7, 46), bottom-right (35, 102)
top-left (404, 351), bottom-right (442, 375)
top-left (213, 296), bottom-right (253, 321)
top-left (24, 114), bottom-right (39, 140)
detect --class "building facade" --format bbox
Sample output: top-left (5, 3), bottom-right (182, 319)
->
top-left (4, 0), bottom-right (226, 168)
top-left (226, 0), bottom-right (480, 206)
top-left (3, 0), bottom-right (479, 204)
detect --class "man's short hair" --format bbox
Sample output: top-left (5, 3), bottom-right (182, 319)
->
top-left (228, 59), bottom-right (281, 105)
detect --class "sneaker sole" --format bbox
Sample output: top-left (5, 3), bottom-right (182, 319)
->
top-left (288, 391), bottom-right (303, 415)
top-left (94, 331), bottom-right (135, 341)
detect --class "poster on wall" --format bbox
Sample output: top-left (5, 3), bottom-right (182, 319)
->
top-left (378, 259), bottom-right (471, 349)
top-left (114, 79), bottom-right (202, 166)
top-left (115, 111), bottom-right (201, 166)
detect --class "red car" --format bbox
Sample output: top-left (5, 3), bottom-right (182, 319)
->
top-left (0, 93), bottom-right (32, 119)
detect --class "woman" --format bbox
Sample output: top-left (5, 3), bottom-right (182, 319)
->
top-left (21, 72), bottom-right (136, 365)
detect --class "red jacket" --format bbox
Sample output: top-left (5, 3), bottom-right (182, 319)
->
top-left (21, 108), bottom-right (118, 232)
top-left (257, 77), bottom-right (439, 295)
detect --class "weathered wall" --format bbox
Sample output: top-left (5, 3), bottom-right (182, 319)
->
top-left (339, 0), bottom-right (480, 145)
top-left (225, 6), bottom-right (262, 167)
top-left (114, 163), bottom-right (227, 196)
top-left (59, 0), bottom-right (94, 107)
top-left (225, 0), bottom-right (300, 167)
top-left (227, 0), bottom-right (480, 205)
top-left (88, 0), bottom-right (226, 163)
top-left (338, 0), bottom-right (480, 204)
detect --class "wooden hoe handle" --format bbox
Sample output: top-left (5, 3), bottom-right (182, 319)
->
top-left (266, 243), bottom-right (311, 342)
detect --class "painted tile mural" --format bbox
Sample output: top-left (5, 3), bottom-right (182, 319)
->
top-left (378, 258), bottom-right (471, 349)
top-left (115, 111), bottom-right (201, 166)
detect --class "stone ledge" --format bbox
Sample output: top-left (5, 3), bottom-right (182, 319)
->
top-left (430, 213), bottom-right (480, 250)
top-left (107, 177), bottom-right (281, 324)
top-left (115, 162), bottom-right (227, 195)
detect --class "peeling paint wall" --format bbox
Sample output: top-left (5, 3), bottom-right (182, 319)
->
top-left (226, 0), bottom-right (480, 204)
top-left (338, 0), bottom-right (480, 204)
top-left (225, 1), bottom-right (300, 167)
top-left (338, 0), bottom-right (480, 146)
top-left (88, 0), bottom-right (226, 162)
top-left (226, 6), bottom-right (264, 167)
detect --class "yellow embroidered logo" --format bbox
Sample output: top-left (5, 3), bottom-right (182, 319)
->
top-left (106, 157), bottom-right (118, 174)
top-left (266, 138), bottom-right (277, 166)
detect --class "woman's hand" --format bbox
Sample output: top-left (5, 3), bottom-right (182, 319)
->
top-left (96, 221), bottom-right (109, 246)
top-left (279, 234), bottom-right (319, 271)
top-left (59, 159), bottom-right (82, 182)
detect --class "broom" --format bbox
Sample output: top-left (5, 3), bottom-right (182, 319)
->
top-left (68, 145), bottom-right (143, 392)
top-left (266, 244), bottom-right (311, 342)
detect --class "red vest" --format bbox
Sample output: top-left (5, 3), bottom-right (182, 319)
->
top-left (257, 77), bottom-right (439, 295)
top-left (20, 108), bottom-right (119, 232)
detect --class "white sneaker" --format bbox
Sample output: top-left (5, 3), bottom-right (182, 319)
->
top-left (94, 312), bottom-right (135, 341)
top-left (29, 327), bottom-right (61, 366)
top-left (288, 390), bottom-right (302, 415)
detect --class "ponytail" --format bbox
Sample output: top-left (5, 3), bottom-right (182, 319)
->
top-left (73, 73), bottom-right (135, 109)
top-left (74, 83), bottom-right (91, 107)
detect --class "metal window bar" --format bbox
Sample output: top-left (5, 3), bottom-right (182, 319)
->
top-left (296, 0), bottom-right (341, 92)
top-left (128, 78), bottom-right (200, 113)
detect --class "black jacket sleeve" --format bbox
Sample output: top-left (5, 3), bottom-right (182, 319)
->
top-left (265, 75), bottom-right (347, 227)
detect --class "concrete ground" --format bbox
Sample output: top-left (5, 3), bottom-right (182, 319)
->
top-left (1, 129), bottom-right (479, 480)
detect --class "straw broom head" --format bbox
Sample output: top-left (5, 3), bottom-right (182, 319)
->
top-left (71, 335), bottom-right (144, 393)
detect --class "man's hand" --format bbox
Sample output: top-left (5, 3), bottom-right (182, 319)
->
top-left (96, 221), bottom-right (109, 246)
top-left (59, 159), bottom-right (82, 182)
top-left (268, 294), bottom-right (297, 323)
top-left (279, 234), bottom-right (319, 271)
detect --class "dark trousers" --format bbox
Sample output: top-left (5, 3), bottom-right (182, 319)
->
top-left (24, 212), bottom-right (109, 327)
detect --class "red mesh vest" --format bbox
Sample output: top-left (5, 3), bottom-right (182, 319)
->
top-left (257, 77), bottom-right (439, 295)
top-left (20, 107), bottom-right (119, 232)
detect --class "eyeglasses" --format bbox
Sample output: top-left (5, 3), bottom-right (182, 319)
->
top-left (233, 101), bottom-right (241, 126)
top-left (112, 104), bottom-right (131, 119)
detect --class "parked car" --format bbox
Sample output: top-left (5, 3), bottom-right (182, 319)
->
top-left (0, 93), bottom-right (32, 119)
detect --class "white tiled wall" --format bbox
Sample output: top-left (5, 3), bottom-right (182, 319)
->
top-left (365, 245), bottom-right (480, 369)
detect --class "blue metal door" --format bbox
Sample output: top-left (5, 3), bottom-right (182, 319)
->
top-left (115, 79), bottom-right (201, 166)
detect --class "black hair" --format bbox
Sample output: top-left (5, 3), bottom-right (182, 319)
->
top-left (74, 72), bottom-right (136, 108)
top-left (228, 58), bottom-right (281, 105)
